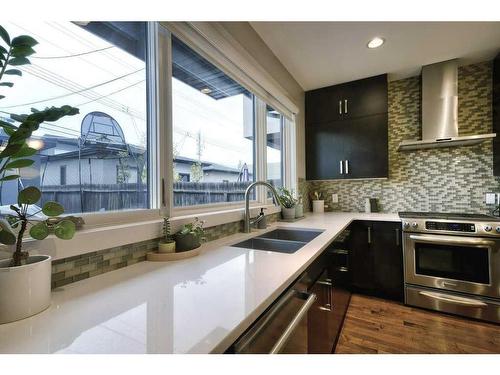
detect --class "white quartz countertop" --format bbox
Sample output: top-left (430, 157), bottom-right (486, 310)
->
top-left (0, 212), bottom-right (400, 354)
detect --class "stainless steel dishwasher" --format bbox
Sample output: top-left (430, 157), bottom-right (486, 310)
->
top-left (232, 281), bottom-right (316, 354)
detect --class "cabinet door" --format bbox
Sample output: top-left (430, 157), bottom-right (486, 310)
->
top-left (306, 86), bottom-right (343, 125)
top-left (371, 222), bottom-right (404, 301)
top-left (348, 221), bottom-right (375, 292)
top-left (305, 121), bottom-right (345, 180)
top-left (343, 113), bottom-right (388, 179)
top-left (308, 270), bottom-right (332, 353)
top-left (342, 74), bottom-right (388, 119)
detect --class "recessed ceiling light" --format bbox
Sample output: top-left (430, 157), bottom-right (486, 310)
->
top-left (367, 37), bottom-right (385, 49)
top-left (200, 87), bottom-right (212, 94)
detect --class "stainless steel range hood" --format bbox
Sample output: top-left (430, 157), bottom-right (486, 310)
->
top-left (397, 59), bottom-right (496, 151)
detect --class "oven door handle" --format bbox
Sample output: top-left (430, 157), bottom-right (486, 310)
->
top-left (409, 234), bottom-right (496, 247)
top-left (418, 291), bottom-right (488, 308)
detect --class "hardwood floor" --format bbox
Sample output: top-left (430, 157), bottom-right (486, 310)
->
top-left (335, 294), bottom-right (500, 354)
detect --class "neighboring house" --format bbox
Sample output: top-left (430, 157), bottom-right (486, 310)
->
top-left (173, 155), bottom-right (253, 182)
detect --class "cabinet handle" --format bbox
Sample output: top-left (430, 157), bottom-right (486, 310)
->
top-left (395, 228), bottom-right (400, 246)
top-left (344, 99), bottom-right (348, 114)
top-left (367, 226), bottom-right (372, 244)
top-left (345, 160), bottom-right (349, 174)
top-left (339, 100), bottom-right (342, 115)
top-left (318, 278), bottom-right (332, 311)
top-left (339, 160), bottom-right (343, 174)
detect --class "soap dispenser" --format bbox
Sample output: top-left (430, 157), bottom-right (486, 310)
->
top-left (257, 208), bottom-right (267, 229)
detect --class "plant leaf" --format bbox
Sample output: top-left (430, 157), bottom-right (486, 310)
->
top-left (42, 201), bottom-right (64, 217)
top-left (0, 25), bottom-right (10, 46)
top-left (4, 69), bottom-right (22, 76)
top-left (0, 143), bottom-right (23, 157)
top-left (11, 35), bottom-right (38, 48)
top-left (0, 218), bottom-right (16, 245)
top-left (0, 174), bottom-right (19, 181)
top-left (0, 95), bottom-right (4, 100)
top-left (8, 56), bottom-right (30, 66)
top-left (0, 82), bottom-right (13, 87)
top-left (18, 186), bottom-right (41, 205)
top-left (4, 159), bottom-right (34, 169)
top-left (29, 222), bottom-right (49, 240)
top-left (11, 46), bottom-right (36, 57)
top-left (54, 220), bottom-right (76, 240)
top-left (11, 145), bottom-right (37, 158)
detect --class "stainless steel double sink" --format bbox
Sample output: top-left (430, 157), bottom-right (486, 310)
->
top-left (231, 228), bottom-right (324, 254)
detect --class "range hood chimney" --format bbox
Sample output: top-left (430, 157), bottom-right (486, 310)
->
top-left (397, 59), bottom-right (495, 151)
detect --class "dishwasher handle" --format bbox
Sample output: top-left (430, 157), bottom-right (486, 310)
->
top-left (270, 292), bottom-right (317, 354)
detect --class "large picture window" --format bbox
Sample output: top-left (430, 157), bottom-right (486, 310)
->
top-left (266, 105), bottom-right (283, 193)
top-left (0, 22), bottom-right (149, 214)
top-left (171, 36), bottom-right (255, 207)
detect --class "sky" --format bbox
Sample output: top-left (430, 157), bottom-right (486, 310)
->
top-left (0, 21), bottom-right (281, 173)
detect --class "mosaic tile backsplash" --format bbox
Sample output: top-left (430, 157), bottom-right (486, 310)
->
top-left (51, 212), bottom-right (280, 288)
top-left (306, 61), bottom-right (500, 214)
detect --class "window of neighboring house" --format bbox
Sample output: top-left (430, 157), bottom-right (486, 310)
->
top-left (171, 35), bottom-right (255, 208)
top-left (60, 165), bottom-right (67, 185)
top-left (0, 22), bottom-right (149, 214)
top-left (266, 105), bottom-right (283, 195)
top-left (178, 173), bottom-right (190, 182)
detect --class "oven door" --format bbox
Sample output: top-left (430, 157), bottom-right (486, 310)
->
top-left (404, 233), bottom-right (500, 299)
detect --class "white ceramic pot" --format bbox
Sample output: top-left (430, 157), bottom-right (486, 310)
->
top-left (158, 240), bottom-right (176, 254)
top-left (312, 200), bottom-right (325, 213)
top-left (0, 255), bottom-right (52, 324)
top-left (281, 206), bottom-right (296, 220)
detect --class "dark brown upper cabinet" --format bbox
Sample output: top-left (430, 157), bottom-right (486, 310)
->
top-left (306, 74), bottom-right (388, 180)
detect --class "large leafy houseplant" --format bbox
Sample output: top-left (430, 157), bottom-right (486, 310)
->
top-left (0, 25), bottom-right (79, 267)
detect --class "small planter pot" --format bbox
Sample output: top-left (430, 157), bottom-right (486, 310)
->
top-left (295, 203), bottom-right (304, 218)
top-left (174, 233), bottom-right (201, 252)
top-left (0, 255), bottom-right (52, 324)
top-left (158, 240), bottom-right (176, 254)
top-left (281, 206), bottom-right (296, 220)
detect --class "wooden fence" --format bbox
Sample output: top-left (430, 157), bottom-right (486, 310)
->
top-left (41, 181), bottom-right (254, 213)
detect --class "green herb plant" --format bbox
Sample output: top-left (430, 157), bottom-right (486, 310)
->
top-left (277, 187), bottom-right (298, 209)
top-left (178, 217), bottom-right (205, 239)
top-left (0, 25), bottom-right (80, 267)
top-left (161, 216), bottom-right (175, 243)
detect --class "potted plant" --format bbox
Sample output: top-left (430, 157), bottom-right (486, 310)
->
top-left (278, 187), bottom-right (297, 220)
top-left (0, 25), bottom-right (79, 324)
top-left (295, 194), bottom-right (304, 218)
top-left (174, 217), bottom-right (205, 252)
top-left (158, 217), bottom-right (176, 253)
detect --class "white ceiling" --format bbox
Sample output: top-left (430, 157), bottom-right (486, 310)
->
top-left (250, 22), bottom-right (500, 91)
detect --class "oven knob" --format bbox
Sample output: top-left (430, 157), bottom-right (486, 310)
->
top-left (496, 226), bottom-right (500, 234)
top-left (411, 222), bottom-right (418, 229)
top-left (484, 225), bottom-right (492, 232)
top-left (403, 222), bottom-right (410, 229)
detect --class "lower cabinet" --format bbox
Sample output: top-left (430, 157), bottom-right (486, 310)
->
top-left (347, 220), bottom-right (404, 301)
top-left (308, 269), bottom-right (351, 353)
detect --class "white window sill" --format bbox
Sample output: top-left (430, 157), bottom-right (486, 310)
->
top-left (0, 204), bottom-right (281, 262)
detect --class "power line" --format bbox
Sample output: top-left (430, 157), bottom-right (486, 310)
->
top-left (76, 79), bottom-right (145, 106)
top-left (0, 68), bottom-right (144, 109)
top-left (31, 46), bottom-right (115, 59)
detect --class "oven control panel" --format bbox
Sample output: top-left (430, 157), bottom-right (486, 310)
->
top-left (425, 221), bottom-right (476, 232)
top-left (402, 219), bottom-right (500, 237)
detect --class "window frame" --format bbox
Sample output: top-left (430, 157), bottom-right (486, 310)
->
top-left (7, 21), bottom-right (297, 254)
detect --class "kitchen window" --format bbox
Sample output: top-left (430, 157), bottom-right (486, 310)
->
top-left (171, 35), bottom-right (256, 208)
top-left (266, 105), bottom-right (283, 194)
top-left (0, 21), bottom-right (150, 215)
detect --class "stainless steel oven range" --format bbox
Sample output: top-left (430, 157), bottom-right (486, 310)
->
top-left (399, 212), bottom-right (500, 324)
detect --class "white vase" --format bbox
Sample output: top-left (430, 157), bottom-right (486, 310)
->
top-left (281, 206), bottom-right (296, 220)
top-left (295, 203), bottom-right (304, 218)
top-left (0, 255), bottom-right (52, 324)
top-left (312, 200), bottom-right (325, 213)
